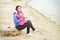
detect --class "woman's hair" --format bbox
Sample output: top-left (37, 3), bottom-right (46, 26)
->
top-left (15, 5), bottom-right (21, 11)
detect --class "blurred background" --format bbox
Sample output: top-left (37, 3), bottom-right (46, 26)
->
top-left (28, 0), bottom-right (60, 24)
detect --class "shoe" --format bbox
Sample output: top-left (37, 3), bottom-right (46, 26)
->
top-left (34, 29), bottom-right (38, 32)
top-left (27, 33), bottom-right (32, 36)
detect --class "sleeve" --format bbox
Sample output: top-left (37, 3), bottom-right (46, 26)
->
top-left (13, 12), bottom-right (20, 24)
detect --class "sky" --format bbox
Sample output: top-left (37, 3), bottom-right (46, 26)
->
top-left (28, 0), bottom-right (60, 24)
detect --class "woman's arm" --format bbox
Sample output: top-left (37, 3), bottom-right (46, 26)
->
top-left (13, 12), bottom-right (20, 24)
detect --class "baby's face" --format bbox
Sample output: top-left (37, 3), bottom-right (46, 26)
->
top-left (19, 13), bottom-right (22, 15)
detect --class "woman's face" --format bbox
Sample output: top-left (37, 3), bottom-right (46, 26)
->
top-left (17, 7), bottom-right (21, 12)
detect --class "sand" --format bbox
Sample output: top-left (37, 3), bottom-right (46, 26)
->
top-left (0, 0), bottom-right (60, 40)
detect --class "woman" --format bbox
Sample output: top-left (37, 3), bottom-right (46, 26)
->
top-left (13, 5), bottom-right (36, 35)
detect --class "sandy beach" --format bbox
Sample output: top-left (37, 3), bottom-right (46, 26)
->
top-left (0, 0), bottom-right (60, 40)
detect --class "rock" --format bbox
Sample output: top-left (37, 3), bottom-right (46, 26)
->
top-left (0, 30), bottom-right (21, 36)
top-left (0, 25), bottom-right (21, 36)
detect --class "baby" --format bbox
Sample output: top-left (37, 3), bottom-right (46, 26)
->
top-left (17, 10), bottom-right (26, 25)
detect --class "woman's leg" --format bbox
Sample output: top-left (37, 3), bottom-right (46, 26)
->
top-left (15, 20), bottom-right (35, 34)
top-left (15, 25), bottom-right (26, 30)
top-left (26, 24), bottom-right (30, 34)
top-left (27, 20), bottom-right (35, 31)
top-left (15, 23), bottom-right (30, 34)
top-left (26, 20), bottom-right (35, 34)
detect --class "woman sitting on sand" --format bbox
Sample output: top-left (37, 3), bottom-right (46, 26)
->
top-left (13, 5), bottom-right (36, 35)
